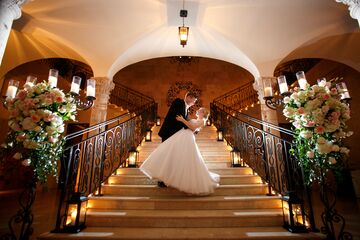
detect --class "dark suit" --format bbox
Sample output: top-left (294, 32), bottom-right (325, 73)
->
top-left (158, 98), bottom-right (188, 141)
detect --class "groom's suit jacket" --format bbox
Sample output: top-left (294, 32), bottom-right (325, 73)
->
top-left (158, 98), bottom-right (188, 141)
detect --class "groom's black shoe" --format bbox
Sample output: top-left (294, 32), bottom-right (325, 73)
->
top-left (157, 181), bottom-right (167, 188)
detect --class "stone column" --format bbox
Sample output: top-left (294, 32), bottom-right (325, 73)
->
top-left (253, 76), bottom-right (279, 127)
top-left (89, 77), bottom-right (115, 125)
top-left (0, 0), bottom-right (28, 65)
top-left (336, 0), bottom-right (360, 26)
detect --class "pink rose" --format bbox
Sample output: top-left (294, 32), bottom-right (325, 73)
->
top-left (315, 126), bottom-right (325, 134)
top-left (298, 107), bottom-right (305, 114)
top-left (323, 94), bottom-right (330, 100)
top-left (330, 88), bottom-right (338, 95)
top-left (304, 121), bottom-right (315, 127)
top-left (55, 96), bottom-right (63, 103)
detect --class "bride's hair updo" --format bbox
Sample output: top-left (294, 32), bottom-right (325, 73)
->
top-left (199, 107), bottom-right (210, 121)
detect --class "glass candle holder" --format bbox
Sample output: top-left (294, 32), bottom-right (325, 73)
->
top-left (277, 75), bottom-right (289, 94)
top-left (48, 69), bottom-right (59, 88)
top-left (337, 82), bottom-right (351, 100)
top-left (70, 76), bottom-right (82, 95)
top-left (86, 79), bottom-right (96, 98)
top-left (296, 71), bottom-right (307, 90)
top-left (263, 78), bottom-right (273, 97)
top-left (25, 75), bottom-right (37, 87)
top-left (5, 79), bottom-right (20, 99)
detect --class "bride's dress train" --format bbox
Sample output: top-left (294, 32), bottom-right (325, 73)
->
top-left (139, 124), bottom-right (220, 195)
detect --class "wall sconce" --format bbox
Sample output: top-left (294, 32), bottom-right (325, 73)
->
top-left (64, 192), bottom-right (87, 233)
top-left (145, 129), bottom-right (152, 142)
top-left (70, 78), bottom-right (96, 111)
top-left (156, 117), bottom-right (161, 126)
top-left (282, 191), bottom-right (307, 233)
top-left (128, 147), bottom-right (139, 168)
top-left (178, 1), bottom-right (189, 47)
top-left (2, 70), bottom-right (96, 111)
top-left (217, 129), bottom-right (224, 141)
top-left (231, 147), bottom-right (244, 167)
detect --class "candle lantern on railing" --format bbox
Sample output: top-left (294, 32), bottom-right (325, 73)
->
top-left (128, 147), bottom-right (139, 168)
top-left (231, 147), bottom-right (244, 167)
top-left (145, 129), bottom-right (152, 142)
top-left (217, 128), bottom-right (224, 141)
top-left (156, 116), bottom-right (161, 126)
top-left (282, 191), bottom-right (307, 233)
top-left (64, 192), bottom-right (88, 233)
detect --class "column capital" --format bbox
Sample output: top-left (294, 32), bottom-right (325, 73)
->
top-left (336, 0), bottom-right (360, 26)
top-left (92, 77), bottom-right (115, 96)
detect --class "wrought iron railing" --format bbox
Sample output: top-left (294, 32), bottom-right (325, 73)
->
top-left (210, 101), bottom-right (316, 230)
top-left (213, 81), bottom-right (259, 111)
top-left (110, 83), bottom-right (155, 114)
top-left (53, 94), bottom-right (157, 231)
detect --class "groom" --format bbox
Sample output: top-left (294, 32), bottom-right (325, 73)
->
top-left (157, 91), bottom-right (197, 187)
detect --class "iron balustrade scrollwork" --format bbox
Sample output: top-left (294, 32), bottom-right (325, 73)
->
top-left (110, 83), bottom-right (155, 114)
top-left (53, 101), bottom-right (157, 232)
top-left (210, 101), bottom-right (317, 232)
top-left (213, 81), bottom-right (259, 112)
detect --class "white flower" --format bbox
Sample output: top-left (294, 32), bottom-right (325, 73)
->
top-left (22, 159), bottom-right (31, 167)
top-left (283, 97), bottom-right (290, 104)
top-left (332, 145), bottom-right (340, 152)
top-left (300, 131), bottom-right (313, 139)
top-left (346, 131), bottom-right (353, 137)
top-left (22, 117), bottom-right (36, 130)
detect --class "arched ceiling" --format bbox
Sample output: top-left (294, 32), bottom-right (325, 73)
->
top-left (0, 0), bottom-right (358, 80)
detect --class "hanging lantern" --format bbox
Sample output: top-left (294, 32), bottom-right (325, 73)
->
top-left (231, 147), bottom-right (244, 167)
top-left (128, 147), bottom-right (139, 168)
top-left (145, 129), bottom-right (152, 142)
top-left (217, 129), bottom-right (224, 141)
top-left (156, 117), bottom-right (161, 126)
top-left (282, 191), bottom-right (307, 233)
top-left (64, 192), bottom-right (87, 233)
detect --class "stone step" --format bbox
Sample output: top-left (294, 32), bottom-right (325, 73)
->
top-left (116, 167), bottom-right (253, 176)
top-left (85, 209), bottom-right (283, 228)
top-left (87, 195), bottom-right (281, 210)
top-left (138, 156), bottom-right (231, 162)
top-left (107, 175), bottom-right (262, 185)
top-left (38, 226), bottom-right (323, 240)
top-left (101, 184), bottom-right (268, 196)
top-left (136, 161), bottom-right (231, 168)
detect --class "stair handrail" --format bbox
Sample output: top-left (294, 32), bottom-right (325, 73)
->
top-left (53, 89), bottom-right (157, 232)
top-left (210, 101), bottom-right (316, 231)
top-left (213, 81), bottom-right (258, 110)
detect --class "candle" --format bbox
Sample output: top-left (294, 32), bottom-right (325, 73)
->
top-left (70, 83), bottom-right (80, 94)
top-left (86, 79), bottom-right (96, 97)
top-left (6, 86), bottom-right (18, 99)
top-left (48, 69), bottom-right (58, 88)
top-left (279, 82), bottom-right (288, 94)
top-left (48, 76), bottom-right (58, 88)
top-left (298, 78), bottom-right (307, 90)
top-left (264, 87), bottom-right (273, 97)
top-left (25, 75), bottom-right (37, 88)
top-left (128, 155), bottom-right (136, 165)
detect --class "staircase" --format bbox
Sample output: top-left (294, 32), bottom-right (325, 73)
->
top-left (39, 124), bottom-right (322, 239)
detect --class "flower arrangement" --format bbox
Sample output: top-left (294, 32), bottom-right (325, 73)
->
top-left (283, 79), bottom-right (352, 184)
top-left (2, 81), bottom-right (77, 182)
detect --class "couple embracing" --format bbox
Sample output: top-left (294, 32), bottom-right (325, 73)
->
top-left (140, 91), bottom-right (220, 195)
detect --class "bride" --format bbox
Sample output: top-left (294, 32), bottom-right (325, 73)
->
top-left (139, 107), bottom-right (220, 195)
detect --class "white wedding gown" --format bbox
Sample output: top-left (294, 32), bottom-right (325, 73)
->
top-left (139, 120), bottom-right (220, 195)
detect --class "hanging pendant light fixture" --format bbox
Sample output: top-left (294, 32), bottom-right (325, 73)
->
top-left (179, 0), bottom-right (189, 47)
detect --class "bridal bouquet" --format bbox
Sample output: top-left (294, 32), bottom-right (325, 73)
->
top-left (2, 81), bottom-right (77, 182)
top-left (283, 79), bottom-right (352, 184)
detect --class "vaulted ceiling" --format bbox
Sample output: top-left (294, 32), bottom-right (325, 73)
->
top-left (1, 0), bottom-right (359, 82)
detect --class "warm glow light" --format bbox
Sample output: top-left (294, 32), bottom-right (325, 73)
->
top-left (179, 26), bottom-right (189, 47)
top-left (86, 79), bottom-right (96, 97)
top-left (48, 69), bottom-right (58, 88)
top-left (296, 71), bottom-right (308, 90)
